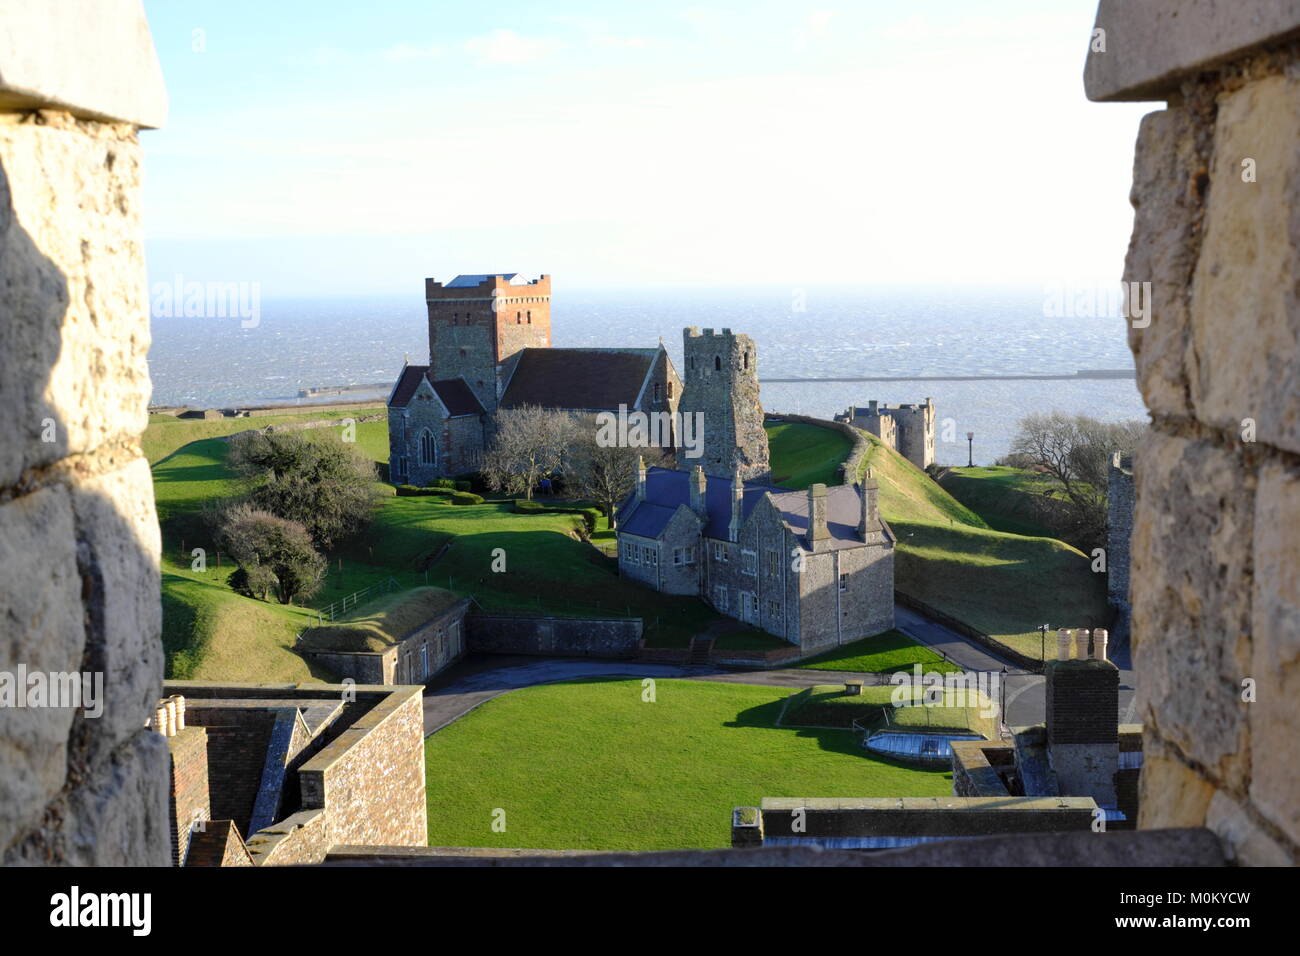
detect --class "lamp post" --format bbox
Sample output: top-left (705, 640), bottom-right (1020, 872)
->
top-left (966, 431), bottom-right (975, 467)
top-left (1040, 623), bottom-right (1049, 663)
top-left (1000, 665), bottom-right (1008, 734)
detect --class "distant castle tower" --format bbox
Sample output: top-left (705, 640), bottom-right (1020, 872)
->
top-left (426, 273), bottom-right (551, 414)
top-left (837, 398), bottom-right (936, 470)
top-left (678, 327), bottom-right (770, 481)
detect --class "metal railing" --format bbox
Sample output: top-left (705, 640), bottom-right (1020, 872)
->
top-left (314, 576), bottom-right (400, 625)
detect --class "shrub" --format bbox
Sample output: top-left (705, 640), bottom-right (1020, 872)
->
top-left (511, 499), bottom-right (599, 533)
top-left (395, 485), bottom-right (454, 498)
top-left (450, 491), bottom-right (484, 505)
top-left (216, 504), bottom-right (326, 605)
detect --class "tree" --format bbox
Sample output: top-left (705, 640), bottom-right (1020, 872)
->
top-left (565, 430), bottom-right (673, 528)
top-left (481, 405), bottom-right (578, 500)
top-left (217, 504), bottom-right (326, 605)
top-left (1009, 412), bottom-right (1146, 551)
top-left (227, 429), bottom-right (379, 549)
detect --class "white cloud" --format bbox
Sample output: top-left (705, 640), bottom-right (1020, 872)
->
top-left (465, 29), bottom-right (558, 65)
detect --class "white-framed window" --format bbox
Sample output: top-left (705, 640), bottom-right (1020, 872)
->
top-left (714, 585), bottom-right (728, 611)
top-left (420, 644), bottom-right (429, 680)
top-left (767, 599), bottom-right (780, 620)
top-left (713, 541), bottom-right (728, 562)
top-left (839, 572), bottom-right (848, 592)
top-left (419, 429), bottom-right (436, 466)
top-left (766, 549), bottom-right (779, 576)
top-left (741, 549), bottom-right (757, 576)
top-left (623, 541), bottom-right (640, 565)
top-left (644, 546), bottom-right (658, 567)
top-left (672, 547), bottom-right (684, 566)
top-left (684, 545), bottom-right (695, 565)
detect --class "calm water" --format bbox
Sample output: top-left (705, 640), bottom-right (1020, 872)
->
top-left (147, 285), bottom-right (1146, 466)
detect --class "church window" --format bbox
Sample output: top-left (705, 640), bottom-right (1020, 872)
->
top-left (527, 311), bottom-right (532, 323)
top-left (667, 381), bottom-right (673, 399)
top-left (653, 382), bottom-right (662, 402)
top-left (714, 355), bottom-right (721, 371)
top-left (744, 351), bottom-right (749, 370)
top-left (687, 356), bottom-right (694, 371)
top-left (419, 430), bottom-right (436, 466)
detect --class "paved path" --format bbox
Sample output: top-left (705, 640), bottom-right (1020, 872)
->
top-left (421, 604), bottom-right (1138, 736)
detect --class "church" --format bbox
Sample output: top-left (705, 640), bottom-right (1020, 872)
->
top-left (387, 273), bottom-right (680, 484)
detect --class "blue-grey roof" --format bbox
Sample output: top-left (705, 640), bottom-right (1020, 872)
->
top-left (617, 467), bottom-right (890, 551)
top-left (616, 467), bottom-right (775, 541)
top-left (445, 273), bottom-right (532, 288)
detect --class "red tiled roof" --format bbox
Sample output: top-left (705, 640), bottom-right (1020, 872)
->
top-left (499, 348), bottom-right (658, 411)
top-left (389, 367), bottom-right (484, 417)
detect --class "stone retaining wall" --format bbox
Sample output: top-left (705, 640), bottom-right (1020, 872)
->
top-left (469, 614), bottom-right (643, 658)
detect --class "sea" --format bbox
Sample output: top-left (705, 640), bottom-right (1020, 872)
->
top-left (147, 284), bottom-right (1147, 467)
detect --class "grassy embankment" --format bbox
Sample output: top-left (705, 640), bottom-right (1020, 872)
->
top-left (151, 412), bottom-right (789, 680)
top-left (936, 465), bottom-right (1069, 540)
top-left (848, 430), bottom-right (1108, 660)
top-left (423, 678), bottom-right (952, 851)
top-left (781, 683), bottom-right (998, 739)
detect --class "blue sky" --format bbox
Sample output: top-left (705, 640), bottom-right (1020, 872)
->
top-left (140, 0), bottom-right (1150, 295)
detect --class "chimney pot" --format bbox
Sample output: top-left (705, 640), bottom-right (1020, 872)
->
top-left (1075, 628), bottom-right (1090, 660)
top-left (1093, 628), bottom-right (1109, 662)
top-left (1057, 628), bottom-right (1072, 660)
top-left (154, 702), bottom-right (171, 737)
top-left (170, 695), bottom-right (186, 731)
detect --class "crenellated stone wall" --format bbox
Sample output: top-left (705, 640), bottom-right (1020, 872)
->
top-left (1086, 0), bottom-right (1300, 865)
top-left (0, 1), bottom-right (171, 865)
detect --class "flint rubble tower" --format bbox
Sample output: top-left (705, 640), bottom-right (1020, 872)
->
top-left (426, 273), bottom-right (552, 414)
top-left (679, 327), bottom-right (770, 481)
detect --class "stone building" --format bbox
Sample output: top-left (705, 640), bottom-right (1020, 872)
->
top-left (678, 327), bottom-right (770, 480)
top-left (388, 273), bottom-right (681, 482)
top-left (836, 399), bottom-right (936, 470)
top-left (158, 684), bottom-right (427, 866)
top-left (616, 465), bottom-right (895, 649)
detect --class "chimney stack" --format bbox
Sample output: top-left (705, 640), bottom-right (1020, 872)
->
top-left (689, 465), bottom-right (708, 518)
top-left (859, 468), bottom-right (879, 541)
top-left (1045, 635), bottom-right (1121, 806)
top-left (729, 466), bottom-right (744, 542)
top-left (808, 483), bottom-right (829, 547)
top-left (635, 455), bottom-right (647, 503)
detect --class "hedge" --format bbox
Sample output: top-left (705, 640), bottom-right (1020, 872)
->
top-left (512, 499), bottom-right (600, 533)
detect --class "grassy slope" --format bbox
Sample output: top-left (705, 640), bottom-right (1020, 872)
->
top-left (795, 629), bottom-right (960, 674)
top-left (766, 421), bottom-right (852, 489)
top-left (782, 683), bottom-right (993, 738)
top-left (936, 466), bottom-right (1064, 539)
top-left (144, 407), bottom-right (386, 465)
top-left (856, 431), bottom-right (1108, 659)
top-left (423, 678), bottom-right (951, 850)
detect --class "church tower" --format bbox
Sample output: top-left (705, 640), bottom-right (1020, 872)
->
top-left (678, 327), bottom-right (770, 481)
top-left (426, 273), bottom-right (551, 414)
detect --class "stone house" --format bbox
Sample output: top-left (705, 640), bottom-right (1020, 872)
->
top-left (616, 464), bottom-right (895, 650)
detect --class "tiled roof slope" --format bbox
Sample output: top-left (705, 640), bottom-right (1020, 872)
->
top-left (499, 348), bottom-right (658, 412)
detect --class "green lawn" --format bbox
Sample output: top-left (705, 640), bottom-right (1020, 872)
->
top-left (936, 466), bottom-right (1069, 539)
top-left (423, 678), bottom-right (951, 851)
top-left (144, 406), bottom-right (386, 465)
top-left (765, 421), bottom-right (852, 489)
top-left (781, 683), bottom-right (995, 738)
top-left (794, 629), bottom-right (961, 674)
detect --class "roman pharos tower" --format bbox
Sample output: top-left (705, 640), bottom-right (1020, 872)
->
top-left (678, 327), bottom-right (770, 481)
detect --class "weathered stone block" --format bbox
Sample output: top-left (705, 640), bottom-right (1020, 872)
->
top-left (1137, 739), bottom-right (1216, 831)
top-left (1205, 790), bottom-right (1296, 865)
top-left (0, 485), bottom-right (86, 850)
top-left (70, 457), bottom-right (164, 750)
top-left (0, 0), bottom-right (167, 127)
top-left (1084, 0), bottom-right (1300, 102)
top-left (1187, 74), bottom-right (1300, 455)
top-left (1123, 107), bottom-right (1203, 419)
top-left (1130, 432), bottom-right (1252, 789)
top-left (0, 114), bottom-right (152, 489)
top-left (1249, 461), bottom-right (1300, 846)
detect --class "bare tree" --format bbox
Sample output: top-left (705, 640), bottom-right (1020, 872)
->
top-left (481, 405), bottom-right (579, 500)
top-left (1009, 412), bottom-right (1147, 550)
top-left (566, 430), bottom-right (674, 527)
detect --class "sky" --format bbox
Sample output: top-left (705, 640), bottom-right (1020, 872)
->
top-left (140, 0), bottom-right (1152, 296)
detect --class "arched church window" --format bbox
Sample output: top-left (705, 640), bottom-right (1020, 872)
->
top-left (714, 356), bottom-right (721, 371)
top-left (420, 430), bottom-right (436, 466)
